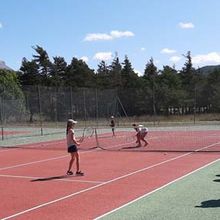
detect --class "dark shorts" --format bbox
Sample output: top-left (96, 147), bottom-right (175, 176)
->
top-left (68, 145), bottom-right (78, 153)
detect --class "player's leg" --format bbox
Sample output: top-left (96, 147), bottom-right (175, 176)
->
top-left (67, 152), bottom-right (75, 175)
top-left (136, 132), bottom-right (141, 147)
top-left (141, 132), bottom-right (148, 146)
top-left (112, 127), bottom-right (115, 136)
top-left (75, 152), bottom-right (84, 176)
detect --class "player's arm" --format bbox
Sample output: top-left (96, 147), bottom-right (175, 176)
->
top-left (71, 130), bottom-right (80, 146)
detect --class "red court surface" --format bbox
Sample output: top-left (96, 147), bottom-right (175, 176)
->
top-left (0, 135), bottom-right (220, 219)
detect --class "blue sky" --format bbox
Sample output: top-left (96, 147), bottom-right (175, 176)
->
top-left (0, 0), bottom-right (220, 74)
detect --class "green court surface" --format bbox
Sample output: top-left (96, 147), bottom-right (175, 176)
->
top-left (98, 159), bottom-right (220, 220)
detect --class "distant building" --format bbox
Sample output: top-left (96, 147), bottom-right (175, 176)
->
top-left (0, 60), bottom-right (13, 71)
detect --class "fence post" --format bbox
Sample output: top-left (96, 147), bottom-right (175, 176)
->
top-left (37, 85), bottom-right (43, 136)
top-left (0, 96), bottom-right (4, 140)
top-left (95, 88), bottom-right (99, 128)
top-left (83, 88), bottom-right (87, 127)
top-left (70, 87), bottom-right (73, 119)
top-left (194, 86), bottom-right (197, 124)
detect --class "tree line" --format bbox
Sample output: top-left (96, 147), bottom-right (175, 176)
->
top-left (1, 45), bottom-right (220, 119)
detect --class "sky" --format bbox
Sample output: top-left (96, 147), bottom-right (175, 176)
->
top-left (0, 0), bottom-right (220, 75)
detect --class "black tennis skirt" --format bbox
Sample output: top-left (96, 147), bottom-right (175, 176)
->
top-left (68, 145), bottom-right (78, 153)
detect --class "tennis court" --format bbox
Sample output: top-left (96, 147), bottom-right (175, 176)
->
top-left (0, 125), bottom-right (220, 219)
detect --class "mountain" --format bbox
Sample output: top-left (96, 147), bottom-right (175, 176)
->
top-left (0, 60), bottom-right (13, 71)
top-left (197, 65), bottom-right (220, 75)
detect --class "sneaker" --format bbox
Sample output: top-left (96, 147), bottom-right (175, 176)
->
top-left (76, 171), bottom-right (84, 176)
top-left (66, 170), bottom-right (73, 175)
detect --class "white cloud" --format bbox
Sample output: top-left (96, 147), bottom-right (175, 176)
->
top-left (84, 33), bottom-right (112, 41)
top-left (84, 30), bottom-right (134, 41)
top-left (110, 30), bottom-right (134, 38)
top-left (80, 56), bottom-right (89, 63)
top-left (192, 52), bottom-right (220, 65)
top-left (0, 22), bottom-right (3, 29)
top-left (93, 52), bottom-right (113, 61)
top-left (161, 48), bottom-right (176, 54)
top-left (154, 59), bottom-right (160, 64)
top-left (140, 47), bottom-right (146, 51)
top-left (179, 22), bottom-right (194, 29)
top-left (134, 69), bottom-right (143, 76)
top-left (169, 56), bottom-right (181, 63)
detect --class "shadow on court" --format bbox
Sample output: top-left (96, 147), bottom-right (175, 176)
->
top-left (195, 199), bottom-right (220, 208)
top-left (31, 175), bottom-right (68, 182)
top-left (213, 174), bottom-right (220, 182)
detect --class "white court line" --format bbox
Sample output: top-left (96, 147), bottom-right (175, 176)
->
top-left (0, 174), bottom-right (103, 184)
top-left (95, 158), bottom-right (220, 219)
top-left (2, 141), bottom-right (220, 220)
top-left (0, 138), bottom-right (219, 171)
top-left (0, 147), bottom-right (99, 171)
top-left (0, 139), bottom-right (142, 171)
top-left (0, 155), bottom-right (68, 171)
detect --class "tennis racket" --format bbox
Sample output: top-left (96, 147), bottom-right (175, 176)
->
top-left (78, 127), bottom-right (94, 143)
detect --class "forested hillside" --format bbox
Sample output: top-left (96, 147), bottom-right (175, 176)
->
top-left (1, 46), bottom-right (220, 122)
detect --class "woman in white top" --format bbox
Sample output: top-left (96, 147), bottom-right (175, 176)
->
top-left (66, 119), bottom-right (84, 176)
top-left (132, 123), bottom-right (149, 147)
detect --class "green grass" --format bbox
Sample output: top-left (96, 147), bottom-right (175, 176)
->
top-left (99, 159), bottom-right (220, 220)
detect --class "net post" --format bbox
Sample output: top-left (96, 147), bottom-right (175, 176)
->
top-left (94, 128), bottom-right (100, 148)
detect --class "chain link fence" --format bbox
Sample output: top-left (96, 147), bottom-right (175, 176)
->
top-left (0, 85), bottom-right (219, 140)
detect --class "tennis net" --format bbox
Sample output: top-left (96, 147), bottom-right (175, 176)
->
top-left (93, 128), bottom-right (220, 152)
